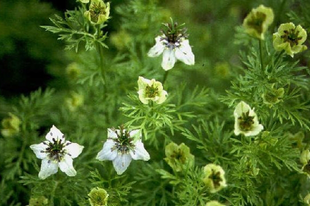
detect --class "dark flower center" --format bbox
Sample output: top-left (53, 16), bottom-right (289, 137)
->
top-left (112, 126), bottom-right (135, 154)
top-left (43, 137), bottom-right (70, 162)
top-left (281, 29), bottom-right (302, 47)
top-left (171, 149), bottom-right (186, 163)
top-left (90, 3), bottom-right (106, 23)
top-left (160, 21), bottom-right (188, 49)
top-left (238, 111), bottom-right (255, 131)
top-left (145, 85), bottom-right (159, 98)
top-left (247, 11), bottom-right (266, 33)
top-left (209, 169), bottom-right (222, 188)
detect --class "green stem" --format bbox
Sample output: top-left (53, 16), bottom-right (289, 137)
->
top-left (275, 0), bottom-right (287, 26)
top-left (258, 39), bottom-right (264, 72)
top-left (274, 50), bottom-right (285, 65)
top-left (95, 26), bottom-right (107, 90)
top-left (50, 180), bottom-right (59, 206)
top-left (95, 25), bottom-right (109, 124)
top-left (162, 70), bottom-right (169, 85)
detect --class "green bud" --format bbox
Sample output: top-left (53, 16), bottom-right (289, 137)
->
top-left (88, 187), bottom-right (109, 206)
top-left (1, 113), bottom-right (21, 137)
top-left (214, 62), bottom-right (230, 78)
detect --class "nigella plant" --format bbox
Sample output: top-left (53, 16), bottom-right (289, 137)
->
top-left (147, 19), bottom-right (195, 71)
top-left (30, 125), bottom-right (84, 179)
top-left (96, 126), bottom-right (150, 175)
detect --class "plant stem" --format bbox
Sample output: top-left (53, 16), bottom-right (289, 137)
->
top-left (96, 25), bottom-right (107, 87)
top-left (50, 180), bottom-right (59, 206)
top-left (274, 50), bottom-right (285, 65)
top-left (96, 25), bottom-right (109, 124)
top-left (162, 70), bottom-right (169, 85)
top-left (258, 39), bottom-right (264, 72)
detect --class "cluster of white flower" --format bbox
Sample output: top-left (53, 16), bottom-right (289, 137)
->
top-left (30, 125), bottom-right (150, 179)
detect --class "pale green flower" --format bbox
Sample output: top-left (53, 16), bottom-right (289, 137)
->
top-left (1, 113), bottom-right (21, 137)
top-left (206, 200), bottom-right (225, 206)
top-left (110, 29), bottom-right (132, 50)
top-left (234, 101), bottom-right (263, 137)
top-left (28, 196), bottom-right (48, 206)
top-left (79, 0), bottom-right (90, 3)
top-left (137, 76), bottom-right (167, 105)
top-left (30, 125), bottom-right (84, 179)
top-left (301, 150), bottom-right (310, 165)
top-left (84, 0), bottom-right (110, 25)
top-left (164, 142), bottom-right (194, 172)
top-left (96, 126), bottom-right (150, 175)
top-left (262, 85), bottom-right (284, 106)
top-left (202, 163), bottom-right (227, 193)
top-left (243, 5), bottom-right (274, 40)
top-left (65, 92), bottom-right (84, 112)
top-left (88, 187), bottom-right (109, 206)
top-left (304, 193), bottom-right (310, 205)
top-left (288, 131), bottom-right (304, 150)
top-left (273, 22), bottom-right (307, 57)
top-left (66, 62), bottom-right (81, 80)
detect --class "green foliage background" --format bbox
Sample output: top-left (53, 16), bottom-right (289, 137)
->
top-left (1, 0), bottom-right (310, 205)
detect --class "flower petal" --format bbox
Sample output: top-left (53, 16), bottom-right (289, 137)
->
top-left (30, 142), bottom-right (48, 159)
top-left (175, 40), bottom-right (195, 65)
top-left (108, 128), bottom-right (118, 139)
top-left (96, 139), bottom-right (118, 161)
top-left (45, 125), bottom-right (64, 142)
top-left (38, 159), bottom-right (58, 179)
top-left (112, 154), bottom-right (132, 175)
top-left (129, 129), bottom-right (141, 139)
top-left (147, 36), bottom-right (165, 57)
top-left (234, 101), bottom-right (251, 118)
top-left (161, 49), bottom-right (176, 71)
top-left (130, 140), bottom-right (150, 161)
top-left (65, 142), bottom-right (84, 159)
top-left (59, 155), bottom-right (77, 177)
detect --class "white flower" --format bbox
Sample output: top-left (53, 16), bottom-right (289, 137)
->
top-left (96, 127), bottom-right (150, 175)
top-left (137, 76), bottom-right (167, 104)
top-left (30, 125), bottom-right (84, 179)
top-left (234, 101), bottom-right (264, 136)
top-left (147, 22), bottom-right (195, 71)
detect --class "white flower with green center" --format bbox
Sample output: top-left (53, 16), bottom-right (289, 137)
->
top-left (30, 125), bottom-right (84, 179)
top-left (234, 101), bottom-right (264, 136)
top-left (273, 22), bottom-right (307, 57)
top-left (96, 127), bottom-right (150, 175)
top-left (147, 21), bottom-right (195, 71)
top-left (137, 76), bottom-right (167, 104)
